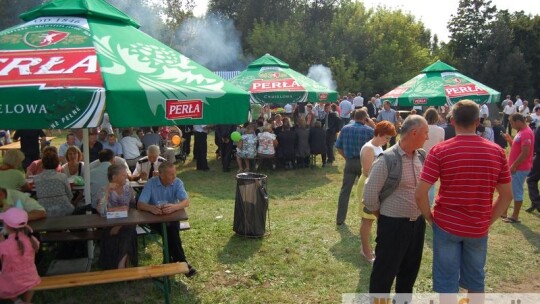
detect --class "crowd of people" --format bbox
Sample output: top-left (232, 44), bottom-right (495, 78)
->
top-left (1, 92), bottom-right (539, 302)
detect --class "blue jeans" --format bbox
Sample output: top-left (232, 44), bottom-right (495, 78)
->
top-left (432, 223), bottom-right (488, 293)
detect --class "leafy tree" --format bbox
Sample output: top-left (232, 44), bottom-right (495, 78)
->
top-left (447, 0), bottom-right (497, 76)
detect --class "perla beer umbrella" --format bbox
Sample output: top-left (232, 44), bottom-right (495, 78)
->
top-left (0, 0), bottom-right (250, 130)
top-left (381, 60), bottom-right (500, 107)
top-left (230, 53), bottom-right (338, 105)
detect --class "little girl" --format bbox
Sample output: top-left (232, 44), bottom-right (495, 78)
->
top-left (0, 208), bottom-right (41, 304)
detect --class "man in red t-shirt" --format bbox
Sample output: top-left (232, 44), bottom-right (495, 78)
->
top-left (415, 100), bottom-right (512, 296)
top-left (501, 113), bottom-right (534, 223)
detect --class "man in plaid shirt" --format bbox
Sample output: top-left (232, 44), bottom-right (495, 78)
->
top-left (335, 109), bottom-right (374, 225)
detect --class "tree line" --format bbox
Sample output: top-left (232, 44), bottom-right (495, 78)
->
top-left (2, 0), bottom-right (539, 102)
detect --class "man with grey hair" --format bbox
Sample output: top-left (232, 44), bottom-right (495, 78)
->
top-left (363, 114), bottom-right (429, 293)
top-left (132, 145), bottom-right (166, 181)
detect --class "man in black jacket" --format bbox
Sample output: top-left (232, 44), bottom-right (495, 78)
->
top-left (215, 124), bottom-right (237, 172)
top-left (324, 103), bottom-right (341, 164)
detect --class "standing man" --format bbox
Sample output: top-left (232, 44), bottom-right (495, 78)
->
top-left (193, 125), bottom-right (210, 171)
top-left (526, 123), bottom-right (540, 213)
top-left (501, 113), bottom-right (534, 223)
top-left (416, 100), bottom-right (512, 297)
top-left (324, 103), bottom-right (341, 165)
top-left (335, 109), bottom-right (374, 225)
top-left (479, 103), bottom-right (489, 124)
top-left (376, 101), bottom-right (401, 147)
top-left (339, 96), bottom-right (353, 126)
top-left (215, 124), bottom-right (236, 172)
top-left (12, 129), bottom-right (46, 170)
top-left (120, 129), bottom-right (143, 171)
top-left (81, 132), bottom-right (103, 163)
top-left (137, 161), bottom-right (197, 277)
top-left (502, 100), bottom-right (516, 135)
top-left (363, 115), bottom-right (429, 293)
top-left (352, 92), bottom-right (364, 109)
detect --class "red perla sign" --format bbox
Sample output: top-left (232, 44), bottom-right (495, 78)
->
top-left (0, 48), bottom-right (103, 88)
top-left (319, 93), bottom-right (328, 101)
top-left (250, 78), bottom-right (304, 93)
top-left (413, 98), bottom-right (427, 105)
top-left (444, 84), bottom-right (488, 98)
top-left (166, 99), bottom-right (203, 120)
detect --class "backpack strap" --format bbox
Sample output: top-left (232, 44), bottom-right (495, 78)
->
top-left (378, 146), bottom-right (427, 203)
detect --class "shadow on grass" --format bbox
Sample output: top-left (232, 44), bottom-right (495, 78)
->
top-left (218, 234), bottom-right (263, 264)
top-left (329, 224), bottom-right (373, 292)
top-left (509, 221), bottom-right (540, 252)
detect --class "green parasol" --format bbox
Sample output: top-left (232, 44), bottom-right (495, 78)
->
top-left (0, 0), bottom-right (250, 129)
top-left (381, 60), bottom-right (500, 107)
top-left (230, 54), bottom-right (338, 105)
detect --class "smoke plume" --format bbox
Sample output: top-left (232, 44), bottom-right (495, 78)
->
top-left (307, 65), bottom-right (337, 90)
top-left (173, 14), bottom-right (247, 71)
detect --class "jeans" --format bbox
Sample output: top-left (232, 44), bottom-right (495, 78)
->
top-left (432, 222), bottom-right (488, 292)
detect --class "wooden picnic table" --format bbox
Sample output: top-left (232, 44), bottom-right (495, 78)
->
top-left (30, 208), bottom-right (189, 304)
top-left (0, 136), bottom-right (56, 151)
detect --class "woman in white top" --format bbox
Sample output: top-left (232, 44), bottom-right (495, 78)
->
top-left (423, 108), bottom-right (445, 206)
top-left (356, 121), bottom-right (397, 263)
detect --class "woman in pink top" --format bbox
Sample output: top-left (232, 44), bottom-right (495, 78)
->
top-left (25, 146), bottom-right (62, 178)
top-left (0, 208), bottom-right (41, 303)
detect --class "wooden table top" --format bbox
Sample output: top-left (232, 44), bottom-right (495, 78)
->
top-left (29, 208), bottom-right (188, 232)
top-left (0, 137), bottom-right (56, 150)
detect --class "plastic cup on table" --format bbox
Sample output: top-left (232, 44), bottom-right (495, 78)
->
top-left (157, 200), bottom-right (167, 209)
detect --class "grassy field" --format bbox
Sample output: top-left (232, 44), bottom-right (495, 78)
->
top-left (8, 133), bottom-right (540, 303)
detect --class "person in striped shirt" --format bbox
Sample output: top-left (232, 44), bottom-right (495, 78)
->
top-left (415, 100), bottom-right (513, 297)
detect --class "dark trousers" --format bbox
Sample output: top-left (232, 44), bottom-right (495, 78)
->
top-left (370, 215), bottom-right (426, 293)
top-left (23, 152), bottom-right (40, 170)
top-left (182, 135), bottom-right (192, 157)
top-left (149, 222), bottom-right (187, 263)
top-left (325, 130), bottom-right (337, 163)
top-left (336, 158), bottom-right (361, 224)
top-left (503, 114), bottom-right (512, 135)
top-left (220, 140), bottom-right (234, 170)
top-left (527, 155), bottom-right (540, 208)
top-left (194, 131), bottom-right (209, 170)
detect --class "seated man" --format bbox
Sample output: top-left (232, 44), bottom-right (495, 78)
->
top-left (131, 145), bottom-right (166, 181)
top-left (0, 187), bottom-right (47, 221)
top-left (137, 161), bottom-right (197, 278)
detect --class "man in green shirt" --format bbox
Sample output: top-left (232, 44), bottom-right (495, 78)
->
top-left (0, 187), bottom-right (47, 221)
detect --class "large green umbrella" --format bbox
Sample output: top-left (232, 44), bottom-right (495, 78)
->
top-left (0, 0), bottom-right (249, 129)
top-left (381, 60), bottom-right (500, 107)
top-left (230, 54), bottom-right (338, 105)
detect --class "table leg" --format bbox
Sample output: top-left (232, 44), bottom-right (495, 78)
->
top-left (161, 222), bottom-right (171, 304)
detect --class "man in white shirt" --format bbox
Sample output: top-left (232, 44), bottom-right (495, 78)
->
top-left (479, 103), bottom-right (489, 123)
top-left (503, 100), bottom-right (517, 135)
top-left (284, 103), bottom-right (293, 114)
top-left (519, 100), bottom-right (530, 116)
top-left (58, 133), bottom-right (77, 164)
top-left (530, 107), bottom-right (540, 129)
top-left (501, 95), bottom-right (512, 109)
top-left (132, 145), bottom-right (166, 181)
top-left (352, 92), bottom-right (364, 109)
top-left (120, 129), bottom-right (143, 171)
top-left (374, 94), bottom-right (382, 109)
top-left (515, 95), bottom-right (523, 108)
top-left (339, 97), bottom-right (353, 126)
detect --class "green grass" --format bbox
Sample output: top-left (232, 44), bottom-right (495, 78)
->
top-left (7, 132), bottom-right (540, 303)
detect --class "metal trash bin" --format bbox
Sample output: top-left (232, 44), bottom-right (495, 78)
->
top-left (233, 173), bottom-right (269, 237)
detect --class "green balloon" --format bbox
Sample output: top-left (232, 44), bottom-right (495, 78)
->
top-left (231, 131), bottom-right (242, 142)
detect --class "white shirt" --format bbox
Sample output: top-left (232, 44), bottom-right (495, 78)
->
top-left (352, 96), bottom-right (364, 108)
top-left (519, 105), bottom-right (530, 116)
top-left (120, 136), bottom-right (143, 159)
top-left (284, 104), bottom-right (293, 114)
top-left (90, 156), bottom-right (131, 176)
top-left (531, 113), bottom-right (540, 128)
top-left (423, 124), bottom-right (445, 152)
top-left (193, 125), bottom-right (208, 133)
top-left (503, 105), bottom-right (517, 115)
top-left (479, 104), bottom-right (489, 118)
top-left (132, 156), bottom-right (166, 176)
top-left (515, 98), bottom-right (523, 108)
top-left (339, 99), bottom-right (353, 118)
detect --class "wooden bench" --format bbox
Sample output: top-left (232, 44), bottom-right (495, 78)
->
top-left (34, 262), bottom-right (189, 303)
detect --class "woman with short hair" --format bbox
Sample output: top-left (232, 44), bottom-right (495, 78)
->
top-left (0, 150), bottom-right (29, 191)
top-left (34, 152), bottom-right (74, 216)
